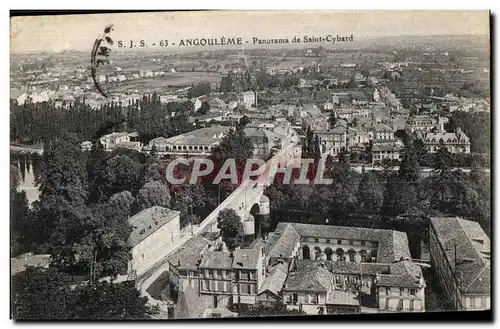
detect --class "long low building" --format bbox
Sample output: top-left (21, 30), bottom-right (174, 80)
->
top-left (259, 222), bottom-right (426, 314)
top-left (429, 217), bottom-right (490, 311)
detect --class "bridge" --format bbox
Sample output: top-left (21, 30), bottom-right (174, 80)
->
top-left (134, 145), bottom-right (295, 317)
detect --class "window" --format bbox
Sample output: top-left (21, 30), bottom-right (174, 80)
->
top-left (397, 299), bottom-right (404, 311)
top-left (245, 284), bottom-right (251, 294)
top-left (249, 271), bottom-right (256, 280)
top-left (410, 289), bottom-right (416, 296)
top-left (337, 240), bottom-right (342, 245)
top-left (361, 241), bottom-right (366, 246)
top-left (326, 239), bottom-right (331, 244)
top-left (385, 287), bottom-right (390, 295)
top-left (410, 300), bottom-right (415, 311)
top-left (470, 298), bottom-right (476, 308)
top-left (208, 269), bottom-right (213, 278)
top-left (216, 269), bottom-right (222, 278)
top-left (314, 238), bottom-right (319, 243)
top-left (303, 237), bottom-right (308, 242)
top-left (480, 297), bottom-right (486, 308)
top-left (400, 288), bottom-right (404, 296)
top-left (349, 240), bottom-right (353, 245)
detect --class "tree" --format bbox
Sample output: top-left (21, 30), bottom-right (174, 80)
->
top-left (398, 146), bottom-right (420, 183)
top-left (136, 181), bottom-right (171, 211)
top-left (356, 172), bottom-right (385, 215)
top-left (213, 125), bottom-right (254, 164)
top-left (10, 164), bottom-right (30, 256)
top-left (198, 101), bottom-right (210, 115)
top-left (217, 209), bottom-right (245, 251)
top-left (187, 82), bottom-right (211, 98)
top-left (239, 115), bottom-right (250, 127)
top-left (328, 111), bottom-right (337, 128)
top-left (11, 267), bottom-right (77, 320)
top-left (73, 281), bottom-right (153, 319)
top-left (77, 190), bottom-right (135, 281)
top-left (12, 267), bottom-right (154, 320)
top-left (381, 174), bottom-right (418, 217)
top-left (94, 154), bottom-right (144, 201)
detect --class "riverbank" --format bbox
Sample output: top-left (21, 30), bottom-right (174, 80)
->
top-left (10, 145), bottom-right (44, 155)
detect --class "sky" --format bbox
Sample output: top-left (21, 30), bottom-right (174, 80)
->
top-left (10, 10), bottom-right (490, 53)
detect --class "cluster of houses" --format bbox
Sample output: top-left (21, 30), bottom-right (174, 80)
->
top-left (144, 219), bottom-right (429, 317)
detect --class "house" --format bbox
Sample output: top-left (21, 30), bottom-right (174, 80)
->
top-left (406, 115), bottom-right (438, 133)
top-left (127, 206), bottom-right (181, 278)
top-left (283, 260), bottom-right (333, 315)
top-left (314, 127), bottom-right (348, 159)
top-left (167, 236), bottom-right (219, 292)
top-left (11, 253), bottom-right (51, 276)
top-left (429, 217), bottom-right (490, 311)
top-left (80, 141), bottom-right (92, 151)
top-left (193, 98), bottom-right (202, 112)
top-left (347, 127), bottom-right (370, 150)
top-left (244, 128), bottom-right (283, 157)
top-left (229, 247), bottom-right (265, 307)
top-left (237, 91), bottom-right (256, 107)
top-left (372, 123), bottom-right (395, 141)
top-left (198, 251), bottom-right (234, 309)
top-left (99, 131), bottom-right (139, 151)
top-left (372, 141), bottom-right (403, 164)
top-left (197, 246), bottom-right (266, 309)
top-left (257, 261), bottom-right (289, 307)
top-left (417, 127), bottom-right (471, 154)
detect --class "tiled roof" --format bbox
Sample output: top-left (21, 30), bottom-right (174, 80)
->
top-left (276, 222), bottom-right (411, 264)
top-left (372, 141), bottom-right (402, 152)
top-left (321, 260), bottom-right (390, 276)
top-left (430, 217), bottom-right (490, 294)
top-left (424, 131), bottom-right (470, 144)
top-left (167, 236), bottom-right (211, 270)
top-left (374, 123), bottom-right (394, 132)
top-left (266, 224), bottom-right (301, 259)
top-left (259, 261), bottom-right (289, 297)
top-left (376, 261), bottom-right (425, 288)
top-left (127, 207), bottom-right (180, 247)
top-left (232, 248), bottom-right (260, 270)
top-left (284, 260), bottom-right (332, 293)
top-left (199, 251), bottom-right (233, 269)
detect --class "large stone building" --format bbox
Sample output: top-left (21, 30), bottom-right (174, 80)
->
top-left (417, 127), bottom-right (471, 154)
top-left (168, 245), bottom-right (266, 310)
top-left (259, 222), bottom-right (426, 314)
top-left (429, 217), bottom-right (490, 311)
top-left (145, 126), bottom-right (231, 156)
top-left (127, 206), bottom-right (181, 277)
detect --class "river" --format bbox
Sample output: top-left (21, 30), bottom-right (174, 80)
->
top-left (11, 152), bottom-right (41, 206)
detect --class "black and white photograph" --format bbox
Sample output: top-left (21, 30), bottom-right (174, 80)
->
top-left (9, 10), bottom-right (491, 321)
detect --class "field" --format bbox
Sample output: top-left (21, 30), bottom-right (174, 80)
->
top-left (107, 72), bottom-right (223, 94)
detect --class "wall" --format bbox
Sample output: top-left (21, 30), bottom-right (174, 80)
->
top-left (377, 286), bottom-right (425, 312)
top-left (129, 214), bottom-right (181, 276)
top-left (299, 238), bottom-right (377, 263)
